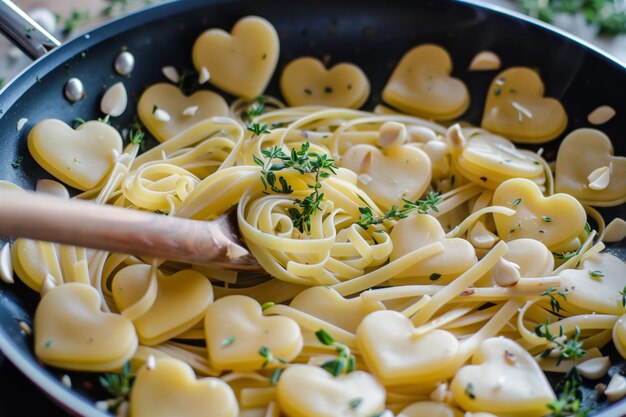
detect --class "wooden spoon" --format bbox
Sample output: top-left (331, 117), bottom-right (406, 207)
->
top-left (0, 191), bottom-right (259, 270)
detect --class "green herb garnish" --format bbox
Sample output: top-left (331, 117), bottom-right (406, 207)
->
top-left (354, 192), bottom-right (442, 230)
top-left (315, 329), bottom-right (356, 377)
top-left (270, 368), bottom-right (283, 386)
top-left (261, 301), bottom-right (275, 311)
top-left (542, 216), bottom-right (553, 223)
top-left (99, 361), bottom-right (134, 398)
top-left (11, 156), bottom-right (23, 168)
top-left (247, 122), bottom-right (271, 137)
top-left (553, 245), bottom-right (583, 261)
top-left (258, 345), bottom-right (287, 368)
top-left (535, 322), bottom-right (586, 366)
top-left (350, 398), bottom-right (362, 409)
top-left (589, 270), bottom-right (605, 278)
top-left (221, 336), bottom-right (235, 347)
top-left (247, 95), bottom-right (266, 118)
top-left (541, 287), bottom-right (568, 313)
top-left (518, 0), bottom-right (626, 36)
top-left (429, 273), bottom-right (442, 281)
top-left (547, 366), bottom-right (589, 417)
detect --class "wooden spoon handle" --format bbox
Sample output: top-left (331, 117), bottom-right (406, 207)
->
top-left (0, 191), bottom-right (258, 269)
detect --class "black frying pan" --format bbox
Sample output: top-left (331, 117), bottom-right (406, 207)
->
top-left (0, 0), bottom-right (626, 415)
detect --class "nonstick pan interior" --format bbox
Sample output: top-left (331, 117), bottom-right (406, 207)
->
top-left (1, 0), bottom-right (626, 415)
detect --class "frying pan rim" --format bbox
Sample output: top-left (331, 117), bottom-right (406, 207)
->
top-left (0, 0), bottom-right (625, 416)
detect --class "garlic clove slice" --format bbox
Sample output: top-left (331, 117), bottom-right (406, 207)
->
top-left (604, 218), bottom-right (626, 243)
top-left (588, 105), bottom-right (616, 125)
top-left (587, 166), bottom-right (610, 190)
top-left (182, 106), bottom-right (199, 117)
top-left (468, 50), bottom-right (501, 71)
top-left (17, 117), bottom-right (28, 132)
top-left (161, 66), bottom-right (180, 83)
top-left (0, 243), bottom-right (13, 284)
top-left (100, 82), bottom-right (128, 117)
top-left (198, 67), bottom-right (210, 84)
top-left (577, 356), bottom-right (611, 380)
top-left (153, 108), bottom-right (171, 122)
top-left (606, 373), bottom-right (626, 403)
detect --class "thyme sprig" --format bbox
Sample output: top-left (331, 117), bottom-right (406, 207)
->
top-left (247, 95), bottom-right (267, 118)
top-left (355, 205), bottom-right (403, 230)
top-left (541, 287), bottom-right (569, 314)
top-left (402, 191), bottom-right (442, 215)
top-left (553, 245), bottom-right (583, 261)
top-left (535, 322), bottom-right (586, 366)
top-left (253, 143), bottom-right (337, 232)
top-left (253, 146), bottom-right (293, 194)
top-left (99, 362), bottom-right (135, 401)
top-left (247, 122), bottom-right (271, 137)
top-left (547, 367), bottom-right (589, 417)
top-left (258, 345), bottom-right (287, 368)
top-left (315, 329), bottom-right (356, 376)
top-left (354, 191), bottom-right (442, 230)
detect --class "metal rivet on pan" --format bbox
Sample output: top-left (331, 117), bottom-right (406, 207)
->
top-left (64, 78), bottom-right (84, 102)
top-left (114, 51), bottom-right (135, 76)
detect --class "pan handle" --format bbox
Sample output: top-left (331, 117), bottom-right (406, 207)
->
top-left (0, 0), bottom-right (60, 60)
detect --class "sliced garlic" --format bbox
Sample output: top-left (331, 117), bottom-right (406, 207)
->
top-left (182, 105), bottom-right (199, 117)
top-left (511, 101), bottom-right (533, 119)
top-left (0, 243), bottom-right (13, 284)
top-left (588, 105), bottom-right (616, 125)
top-left (468, 50), bottom-right (501, 71)
top-left (146, 354), bottom-right (156, 370)
top-left (469, 221), bottom-right (499, 250)
top-left (61, 374), bottom-right (72, 388)
top-left (587, 166), bottom-right (610, 190)
top-left (40, 274), bottom-right (57, 297)
top-left (16, 118), bottom-right (28, 132)
top-left (226, 242), bottom-right (249, 261)
top-left (153, 108), bottom-right (171, 122)
top-left (606, 373), bottom-right (626, 403)
top-left (604, 218), bottom-right (626, 242)
top-left (408, 125), bottom-right (437, 142)
top-left (429, 382), bottom-right (448, 403)
top-left (161, 66), bottom-right (180, 83)
top-left (446, 123), bottom-right (466, 149)
top-left (377, 121), bottom-right (407, 149)
top-left (577, 356), bottom-right (611, 380)
top-left (100, 82), bottom-right (128, 117)
top-left (198, 66), bottom-right (210, 84)
top-left (493, 257), bottom-right (520, 287)
top-left (36, 179), bottom-right (70, 199)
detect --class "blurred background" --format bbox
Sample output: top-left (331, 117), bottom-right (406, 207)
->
top-left (1, 0), bottom-right (626, 415)
top-left (1, 0), bottom-right (626, 89)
